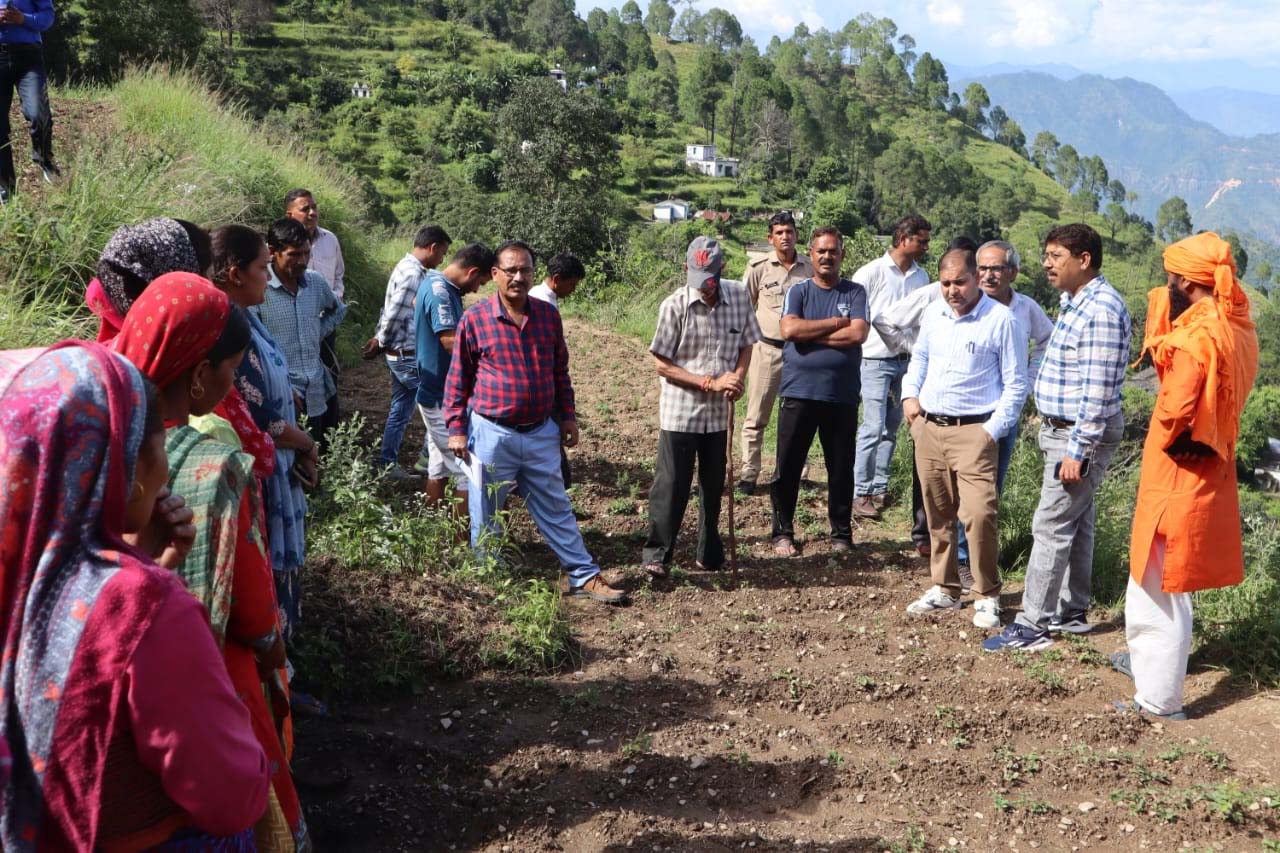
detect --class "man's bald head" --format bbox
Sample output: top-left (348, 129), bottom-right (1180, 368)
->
top-left (939, 248), bottom-right (977, 278)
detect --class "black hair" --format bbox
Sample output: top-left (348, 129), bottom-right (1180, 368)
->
top-left (141, 376), bottom-right (164, 438)
top-left (207, 305), bottom-right (252, 366)
top-left (176, 219), bottom-right (213, 275)
top-left (892, 214), bottom-right (932, 247)
top-left (546, 252), bottom-right (586, 280)
top-left (939, 248), bottom-right (977, 276)
top-left (768, 211), bottom-right (797, 233)
top-left (283, 188), bottom-right (314, 210)
top-left (946, 236), bottom-right (979, 254)
top-left (494, 239), bottom-right (535, 268)
top-left (266, 217), bottom-right (311, 252)
top-left (414, 224), bottom-right (452, 249)
top-left (209, 224), bottom-right (267, 289)
top-left (1044, 223), bottom-right (1103, 270)
top-left (809, 225), bottom-right (844, 247)
top-left (452, 242), bottom-right (496, 272)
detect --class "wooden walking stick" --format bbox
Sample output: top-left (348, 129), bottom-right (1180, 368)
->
top-left (725, 396), bottom-right (738, 583)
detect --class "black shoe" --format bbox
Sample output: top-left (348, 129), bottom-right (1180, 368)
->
top-left (735, 479), bottom-right (756, 496)
top-left (40, 163), bottom-right (61, 184)
top-left (0, 186), bottom-right (9, 206)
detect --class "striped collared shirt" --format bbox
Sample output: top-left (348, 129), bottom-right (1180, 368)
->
top-left (1033, 275), bottom-right (1131, 460)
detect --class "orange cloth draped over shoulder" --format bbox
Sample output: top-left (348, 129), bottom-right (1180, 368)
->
top-left (1129, 232), bottom-right (1259, 593)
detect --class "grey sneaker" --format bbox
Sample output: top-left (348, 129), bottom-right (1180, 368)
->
top-left (958, 561), bottom-right (974, 595)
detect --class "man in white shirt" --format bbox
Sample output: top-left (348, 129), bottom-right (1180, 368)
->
top-left (852, 214), bottom-right (931, 519)
top-left (529, 253), bottom-right (585, 310)
top-left (286, 187), bottom-right (348, 433)
top-left (529, 252), bottom-right (586, 487)
top-left (901, 248), bottom-right (1028, 629)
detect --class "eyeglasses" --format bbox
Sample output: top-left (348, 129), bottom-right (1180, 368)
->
top-left (496, 265), bottom-right (534, 278)
top-left (1040, 251), bottom-right (1073, 264)
top-left (977, 265), bottom-right (1010, 274)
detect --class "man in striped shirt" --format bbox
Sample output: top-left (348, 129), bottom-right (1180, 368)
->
top-left (984, 223), bottom-right (1131, 652)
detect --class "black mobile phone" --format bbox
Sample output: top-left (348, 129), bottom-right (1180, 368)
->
top-left (1053, 458), bottom-right (1090, 480)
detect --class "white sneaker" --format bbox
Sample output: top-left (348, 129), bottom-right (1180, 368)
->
top-left (906, 586), bottom-right (961, 615)
top-left (972, 596), bottom-right (1001, 629)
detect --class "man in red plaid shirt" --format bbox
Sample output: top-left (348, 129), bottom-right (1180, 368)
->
top-left (444, 240), bottom-right (626, 604)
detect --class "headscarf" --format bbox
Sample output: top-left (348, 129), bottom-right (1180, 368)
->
top-left (1138, 232), bottom-right (1259, 460)
top-left (85, 219), bottom-right (203, 344)
top-left (110, 273), bottom-right (251, 642)
top-left (0, 343), bottom-right (175, 851)
top-left (113, 273), bottom-right (231, 390)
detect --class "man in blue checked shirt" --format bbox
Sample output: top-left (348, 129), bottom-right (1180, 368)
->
top-left (362, 224), bottom-right (451, 479)
top-left (0, 0), bottom-right (58, 205)
top-left (984, 223), bottom-right (1130, 653)
top-left (902, 247), bottom-right (1028, 631)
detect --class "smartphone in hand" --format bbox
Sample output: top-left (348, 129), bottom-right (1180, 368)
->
top-left (1053, 458), bottom-right (1091, 480)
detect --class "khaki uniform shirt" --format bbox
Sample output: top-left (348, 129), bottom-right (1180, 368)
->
top-left (744, 252), bottom-right (814, 342)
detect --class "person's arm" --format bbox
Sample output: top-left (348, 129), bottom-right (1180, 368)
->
top-left (427, 282), bottom-right (460, 352)
top-left (127, 584), bottom-right (269, 836)
top-left (318, 283), bottom-right (347, 338)
top-left (3, 0), bottom-right (55, 32)
top-left (744, 264), bottom-right (762, 309)
top-left (985, 317), bottom-right (1030, 440)
top-left (332, 237), bottom-right (346, 300)
top-left (901, 313), bottom-right (932, 421)
top-left (443, 316), bottom-right (476, 437)
top-left (1027, 300), bottom-right (1055, 387)
top-left (652, 353), bottom-right (743, 396)
top-left (1067, 308), bottom-right (1130, 461)
top-left (1153, 345), bottom-right (1207, 451)
top-left (373, 268), bottom-right (412, 347)
top-left (781, 314), bottom-right (849, 341)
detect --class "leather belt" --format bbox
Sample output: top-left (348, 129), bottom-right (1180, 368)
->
top-left (869, 353), bottom-right (911, 362)
top-left (491, 416), bottom-right (548, 433)
top-left (1044, 416), bottom-right (1075, 429)
top-left (384, 348), bottom-right (415, 358)
top-left (760, 336), bottom-right (785, 348)
top-left (924, 412), bottom-right (991, 427)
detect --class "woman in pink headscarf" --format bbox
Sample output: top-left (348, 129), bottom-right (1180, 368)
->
top-left (0, 342), bottom-right (268, 851)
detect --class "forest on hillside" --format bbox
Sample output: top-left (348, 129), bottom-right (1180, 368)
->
top-left (28, 0), bottom-right (1280, 464)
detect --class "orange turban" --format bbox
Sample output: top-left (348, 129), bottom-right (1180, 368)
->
top-left (1139, 232), bottom-right (1258, 461)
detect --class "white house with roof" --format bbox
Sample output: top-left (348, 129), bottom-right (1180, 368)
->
top-left (685, 143), bottom-right (739, 178)
top-left (653, 199), bottom-right (691, 222)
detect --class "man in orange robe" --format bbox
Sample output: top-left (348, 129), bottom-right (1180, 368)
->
top-left (1114, 232), bottom-right (1258, 719)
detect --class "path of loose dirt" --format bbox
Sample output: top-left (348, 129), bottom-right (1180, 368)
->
top-left (301, 317), bottom-right (1280, 852)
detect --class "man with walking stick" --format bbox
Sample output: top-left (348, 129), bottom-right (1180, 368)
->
top-left (642, 237), bottom-right (761, 578)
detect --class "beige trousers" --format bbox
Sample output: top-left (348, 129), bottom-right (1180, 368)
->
top-left (739, 340), bottom-right (784, 482)
top-left (912, 418), bottom-right (1000, 597)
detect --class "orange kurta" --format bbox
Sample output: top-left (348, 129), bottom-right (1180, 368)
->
top-left (1129, 252), bottom-right (1259, 593)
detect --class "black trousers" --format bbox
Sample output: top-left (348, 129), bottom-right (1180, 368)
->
top-left (643, 429), bottom-right (726, 569)
top-left (771, 397), bottom-right (857, 543)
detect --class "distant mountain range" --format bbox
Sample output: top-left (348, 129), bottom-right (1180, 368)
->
top-left (951, 69), bottom-right (1280, 246)
top-left (949, 62), bottom-right (1280, 138)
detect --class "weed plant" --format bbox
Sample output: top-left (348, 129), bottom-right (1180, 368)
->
top-left (299, 416), bottom-right (575, 694)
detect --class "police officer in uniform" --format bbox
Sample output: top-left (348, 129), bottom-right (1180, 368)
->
top-left (737, 211), bottom-right (815, 494)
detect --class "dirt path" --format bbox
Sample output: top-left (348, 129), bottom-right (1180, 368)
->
top-left (301, 318), bottom-right (1280, 852)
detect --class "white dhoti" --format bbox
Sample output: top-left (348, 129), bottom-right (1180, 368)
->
top-left (1124, 535), bottom-right (1194, 715)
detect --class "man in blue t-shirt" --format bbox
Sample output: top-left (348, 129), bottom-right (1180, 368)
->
top-left (769, 227), bottom-right (870, 556)
top-left (415, 242), bottom-right (495, 512)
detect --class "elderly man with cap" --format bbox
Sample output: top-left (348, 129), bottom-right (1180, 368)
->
top-left (643, 236), bottom-right (761, 578)
top-left (1109, 232), bottom-right (1258, 721)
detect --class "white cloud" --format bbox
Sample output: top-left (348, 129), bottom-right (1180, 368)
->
top-left (986, 0), bottom-right (1096, 49)
top-left (926, 0), bottom-right (965, 27)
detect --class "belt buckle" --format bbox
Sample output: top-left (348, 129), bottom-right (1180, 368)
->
top-left (936, 414), bottom-right (956, 426)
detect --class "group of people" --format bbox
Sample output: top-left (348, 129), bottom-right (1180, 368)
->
top-left (640, 214), bottom-right (1258, 723)
top-left (1, 187), bottom-right (349, 849)
top-left (0, 190), bottom-right (1261, 846)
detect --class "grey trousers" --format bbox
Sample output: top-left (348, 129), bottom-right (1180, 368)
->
top-left (1014, 413), bottom-right (1123, 630)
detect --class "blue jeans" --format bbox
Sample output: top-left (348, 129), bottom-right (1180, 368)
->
top-left (0, 44), bottom-right (54, 192)
top-left (377, 355), bottom-right (419, 466)
top-left (854, 357), bottom-right (908, 496)
top-left (957, 425), bottom-right (1018, 564)
top-left (468, 414), bottom-right (601, 587)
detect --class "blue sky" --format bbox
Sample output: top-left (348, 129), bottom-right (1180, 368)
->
top-left (634, 1), bottom-right (1280, 91)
